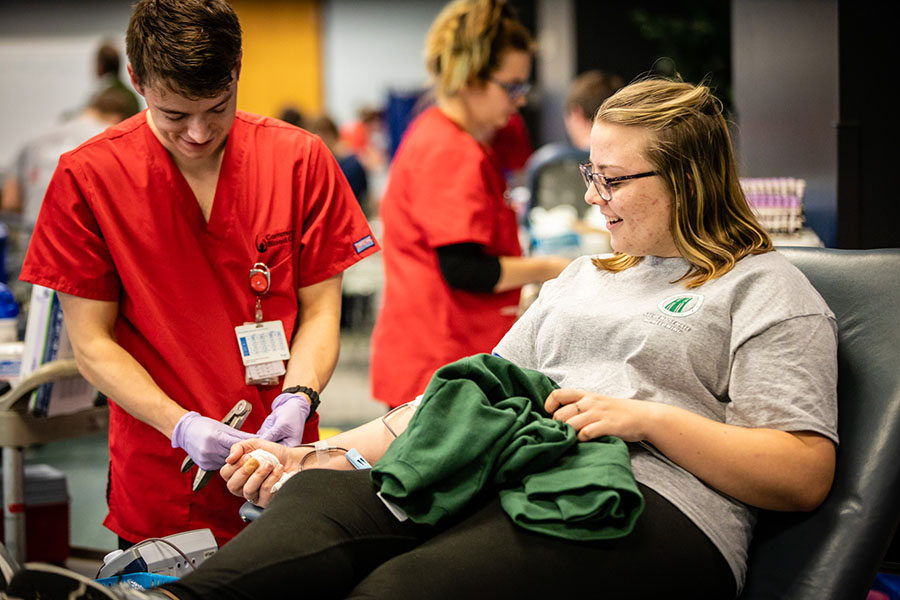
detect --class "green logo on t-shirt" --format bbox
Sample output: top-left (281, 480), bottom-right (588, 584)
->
top-left (658, 293), bottom-right (704, 317)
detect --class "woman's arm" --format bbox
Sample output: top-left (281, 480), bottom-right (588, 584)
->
top-left (436, 243), bottom-right (570, 294)
top-left (495, 255), bottom-right (572, 293)
top-left (221, 403), bottom-right (418, 506)
top-left (545, 389), bottom-right (835, 512)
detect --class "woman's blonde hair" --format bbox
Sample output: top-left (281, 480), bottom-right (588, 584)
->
top-left (424, 0), bottom-right (534, 100)
top-left (592, 78), bottom-right (772, 288)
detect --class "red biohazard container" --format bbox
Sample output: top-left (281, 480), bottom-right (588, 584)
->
top-left (0, 464), bottom-right (70, 564)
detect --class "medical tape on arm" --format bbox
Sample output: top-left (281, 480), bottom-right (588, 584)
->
top-left (247, 442), bottom-right (371, 496)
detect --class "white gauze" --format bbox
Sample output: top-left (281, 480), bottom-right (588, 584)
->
top-left (246, 448), bottom-right (297, 493)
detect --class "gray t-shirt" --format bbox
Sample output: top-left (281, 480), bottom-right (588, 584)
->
top-left (493, 251), bottom-right (838, 591)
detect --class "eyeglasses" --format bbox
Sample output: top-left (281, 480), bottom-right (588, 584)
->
top-left (579, 163), bottom-right (658, 201)
top-left (490, 78), bottom-right (532, 100)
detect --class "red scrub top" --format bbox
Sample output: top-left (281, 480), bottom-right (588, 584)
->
top-left (370, 108), bottom-right (521, 408)
top-left (21, 110), bottom-right (379, 544)
top-left (492, 112), bottom-right (533, 173)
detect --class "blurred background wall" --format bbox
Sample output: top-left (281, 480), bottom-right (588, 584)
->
top-left (0, 0), bottom-right (896, 249)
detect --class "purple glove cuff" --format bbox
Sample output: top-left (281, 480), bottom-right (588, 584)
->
top-left (271, 392), bottom-right (311, 413)
top-left (255, 394), bottom-right (312, 446)
top-left (171, 411), bottom-right (199, 449)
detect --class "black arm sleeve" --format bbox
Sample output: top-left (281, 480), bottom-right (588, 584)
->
top-left (435, 243), bottom-right (502, 293)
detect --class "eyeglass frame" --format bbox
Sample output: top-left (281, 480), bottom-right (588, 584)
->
top-left (489, 78), bottom-right (532, 100)
top-left (578, 163), bottom-right (658, 201)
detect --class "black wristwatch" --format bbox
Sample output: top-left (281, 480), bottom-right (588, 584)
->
top-left (282, 385), bottom-right (320, 421)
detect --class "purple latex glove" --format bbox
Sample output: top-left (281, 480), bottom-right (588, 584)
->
top-left (254, 393), bottom-right (312, 447)
top-left (172, 411), bottom-right (254, 470)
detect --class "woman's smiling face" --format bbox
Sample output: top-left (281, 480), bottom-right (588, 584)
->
top-left (586, 121), bottom-right (679, 258)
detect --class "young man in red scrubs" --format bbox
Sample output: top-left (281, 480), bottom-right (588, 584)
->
top-left (19, 0), bottom-right (378, 547)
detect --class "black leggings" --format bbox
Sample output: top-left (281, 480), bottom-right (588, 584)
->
top-left (162, 469), bottom-right (736, 600)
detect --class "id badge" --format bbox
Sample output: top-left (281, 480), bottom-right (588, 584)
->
top-left (244, 361), bottom-right (285, 386)
top-left (235, 321), bottom-right (290, 386)
top-left (235, 321), bottom-right (291, 366)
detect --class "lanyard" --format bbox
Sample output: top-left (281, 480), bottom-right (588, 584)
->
top-left (249, 262), bottom-right (270, 324)
top-left (237, 262), bottom-right (288, 386)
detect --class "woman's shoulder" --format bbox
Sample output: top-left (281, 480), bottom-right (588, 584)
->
top-left (731, 250), bottom-right (814, 286)
top-left (722, 251), bottom-right (834, 319)
top-left (557, 255), bottom-right (601, 280)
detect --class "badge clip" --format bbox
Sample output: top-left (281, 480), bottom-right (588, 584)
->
top-left (249, 263), bottom-right (270, 295)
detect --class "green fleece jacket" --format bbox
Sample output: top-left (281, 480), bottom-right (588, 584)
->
top-left (370, 353), bottom-right (644, 540)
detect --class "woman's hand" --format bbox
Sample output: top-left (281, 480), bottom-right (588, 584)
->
top-left (220, 439), bottom-right (304, 507)
top-left (545, 388), bottom-right (657, 442)
top-left (546, 388), bottom-right (835, 511)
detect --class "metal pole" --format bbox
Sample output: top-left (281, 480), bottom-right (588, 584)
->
top-left (2, 445), bottom-right (26, 563)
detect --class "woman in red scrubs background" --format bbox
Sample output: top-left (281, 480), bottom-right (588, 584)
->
top-left (370, 0), bottom-right (571, 408)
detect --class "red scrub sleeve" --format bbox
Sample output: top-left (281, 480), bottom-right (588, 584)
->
top-left (295, 139), bottom-right (379, 287)
top-left (409, 147), bottom-right (498, 251)
top-left (20, 158), bottom-right (121, 300)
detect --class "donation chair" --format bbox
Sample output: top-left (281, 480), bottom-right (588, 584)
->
top-left (526, 143), bottom-right (589, 217)
top-left (739, 247), bottom-right (900, 599)
top-left (238, 248), bottom-right (900, 598)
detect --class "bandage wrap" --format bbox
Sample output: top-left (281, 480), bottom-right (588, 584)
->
top-left (246, 448), bottom-right (296, 493)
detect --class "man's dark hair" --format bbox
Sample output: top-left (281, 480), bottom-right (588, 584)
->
top-left (566, 70), bottom-right (624, 120)
top-left (126, 0), bottom-right (242, 99)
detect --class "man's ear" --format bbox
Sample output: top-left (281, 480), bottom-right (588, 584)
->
top-left (127, 64), bottom-right (144, 96)
top-left (235, 49), bottom-right (243, 81)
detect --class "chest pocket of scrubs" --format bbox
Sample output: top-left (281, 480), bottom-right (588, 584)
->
top-left (256, 236), bottom-right (296, 300)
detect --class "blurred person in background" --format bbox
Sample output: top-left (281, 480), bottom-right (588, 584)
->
top-left (2, 87), bottom-right (136, 237)
top-left (307, 113), bottom-right (377, 332)
top-left (89, 40), bottom-right (142, 119)
top-left (2, 86), bottom-right (136, 316)
top-left (370, 0), bottom-right (571, 409)
top-left (277, 105), bottom-right (306, 128)
top-left (340, 105), bottom-right (388, 173)
top-left (564, 69), bottom-right (624, 150)
top-left (306, 113), bottom-right (369, 212)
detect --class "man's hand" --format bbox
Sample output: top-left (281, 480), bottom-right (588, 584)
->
top-left (171, 411), bottom-right (254, 470)
top-left (254, 393), bottom-right (311, 446)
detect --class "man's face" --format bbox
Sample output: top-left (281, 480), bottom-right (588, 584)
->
top-left (136, 70), bottom-right (239, 165)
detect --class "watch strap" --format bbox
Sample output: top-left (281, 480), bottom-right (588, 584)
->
top-left (282, 385), bottom-right (320, 420)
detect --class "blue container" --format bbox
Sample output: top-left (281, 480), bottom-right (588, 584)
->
top-left (0, 282), bottom-right (16, 318)
top-left (871, 572), bottom-right (900, 600)
top-left (95, 572), bottom-right (178, 589)
top-left (0, 221), bottom-right (7, 283)
top-left (0, 282), bottom-right (18, 343)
